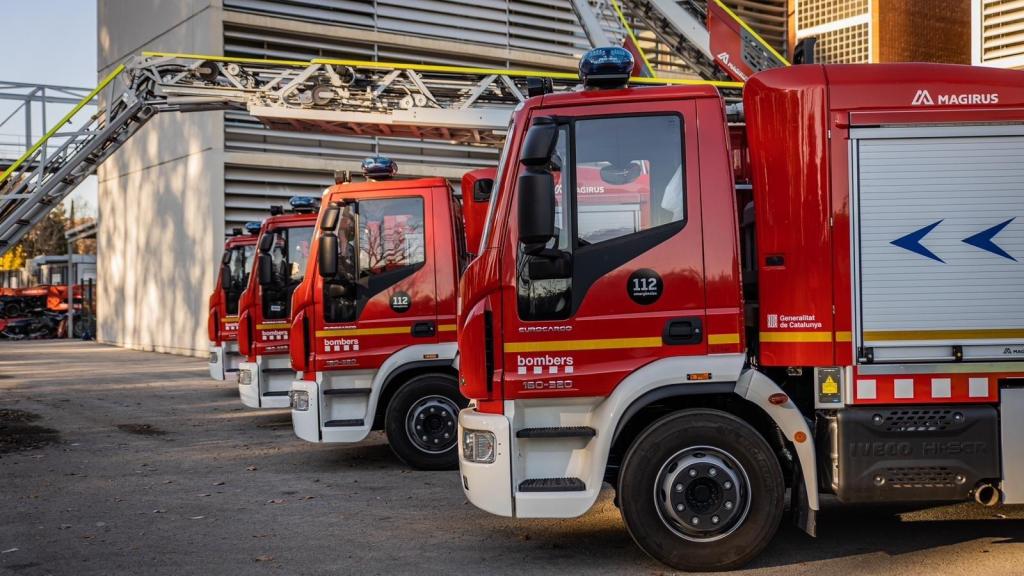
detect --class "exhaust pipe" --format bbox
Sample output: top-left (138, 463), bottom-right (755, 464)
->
top-left (974, 482), bottom-right (1002, 507)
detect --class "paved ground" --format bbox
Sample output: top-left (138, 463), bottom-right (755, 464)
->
top-left (2, 341), bottom-right (1024, 575)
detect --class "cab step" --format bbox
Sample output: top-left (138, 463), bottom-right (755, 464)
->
top-left (323, 388), bottom-right (372, 396)
top-left (516, 426), bottom-right (596, 439)
top-left (518, 477), bottom-right (586, 492)
top-left (262, 391), bottom-right (289, 397)
top-left (263, 367), bottom-right (295, 374)
top-left (324, 419), bottom-right (364, 427)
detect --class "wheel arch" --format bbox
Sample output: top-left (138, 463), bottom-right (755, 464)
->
top-left (606, 383), bottom-right (790, 489)
top-left (371, 360), bottom-right (458, 430)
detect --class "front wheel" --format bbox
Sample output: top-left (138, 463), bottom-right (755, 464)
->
top-left (618, 409), bottom-right (784, 572)
top-left (385, 373), bottom-right (466, 470)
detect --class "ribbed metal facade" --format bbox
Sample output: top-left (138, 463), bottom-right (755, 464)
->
top-left (974, 0), bottom-right (1024, 67)
top-left (220, 0), bottom-right (598, 227)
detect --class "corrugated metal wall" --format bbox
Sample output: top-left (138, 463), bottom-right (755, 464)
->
top-left (977, 0), bottom-right (1024, 65)
top-left (220, 0), bottom-right (594, 226)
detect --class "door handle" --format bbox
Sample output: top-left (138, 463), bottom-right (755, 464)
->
top-left (663, 317), bottom-right (702, 345)
top-left (412, 322), bottom-right (436, 338)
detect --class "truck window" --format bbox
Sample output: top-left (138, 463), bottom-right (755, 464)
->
top-left (517, 115), bottom-right (684, 321)
top-left (262, 226), bottom-right (314, 320)
top-left (573, 115), bottom-right (684, 245)
top-left (322, 198), bottom-right (426, 324)
top-left (224, 244), bottom-right (254, 315)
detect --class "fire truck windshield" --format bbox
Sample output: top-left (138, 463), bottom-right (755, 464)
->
top-left (262, 225), bottom-right (314, 320)
top-left (322, 198), bottom-right (426, 324)
top-left (224, 244), bottom-right (254, 315)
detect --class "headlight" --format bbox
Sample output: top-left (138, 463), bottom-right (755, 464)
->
top-left (209, 352), bottom-right (218, 364)
top-left (238, 369), bottom-right (253, 386)
top-left (290, 390), bottom-right (309, 411)
top-left (462, 429), bottom-right (495, 464)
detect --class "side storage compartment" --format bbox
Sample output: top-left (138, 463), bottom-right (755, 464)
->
top-left (829, 405), bottom-right (999, 503)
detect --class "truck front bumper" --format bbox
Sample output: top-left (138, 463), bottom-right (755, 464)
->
top-left (238, 358), bottom-right (292, 409)
top-left (290, 379), bottom-right (322, 443)
top-left (458, 407), bottom-right (513, 517)
top-left (208, 344), bottom-right (225, 380)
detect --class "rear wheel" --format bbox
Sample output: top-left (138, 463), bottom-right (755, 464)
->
top-left (385, 373), bottom-right (465, 470)
top-left (618, 409), bottom-right (784, 572)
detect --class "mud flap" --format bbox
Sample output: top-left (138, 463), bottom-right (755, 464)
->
top-left (793, 459), bottom-right (817, 537)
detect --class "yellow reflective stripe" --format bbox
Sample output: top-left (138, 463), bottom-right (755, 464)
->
top-left (835, 331), bottom-right (853, 342)
top-left (140, 51), bottom-right (743, 89)
top-left (630, 76), bottom-right (744, 88)
top-left (710, 0), bottom-right (791, 66)
top-left (256, 323), bottom-right (290, 330)
top-left (438, 324), bottom-right (457, 332)
top-left (221, 316), bottom-right (239, 323)
top-left (760, 331), bottom-right (833, 343)
top-left (708, 333), bottom-right (740, 345)
top-left (864, 329), bottom-right (1024, 341)
top-left (315, 326), bottom-right (410, 337)
top-left (504, 337), bottom-right (662, 353)
top-left (313, 57), bottom-right (581, 80)
top-left (609, 0), bottom-right (656, 75)
top-left (1, 64), bottom-right (126, 183)
top-left (142, 51), bottom-right (313, 67)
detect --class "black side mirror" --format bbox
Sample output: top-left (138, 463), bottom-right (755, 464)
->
top-left (258, 233), bottom-right (274, 254)
top-left (258, 253), bottom-right (273, 286)
top-left (520, 117), bottom-right (558, 167)
top-left (318, 233), bottom-right (339, 278)
top-left (517, 171), bottom-right (556, 250)
top-left (220, 265), bottom-right (231, 290)
top-left (322, 204), bottom-right (341, 230)
top-left (517, 118), bottom-right (559, 253)
top-left (472, 178), bottom-right (494, 203)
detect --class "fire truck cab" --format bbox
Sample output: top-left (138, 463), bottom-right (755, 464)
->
top-left (288, 158), bottom-right (485, 470)
top-left (208, 224), bottom-right (259, 380)
top-left (457, 49), bottom-right (1024, 571)
top-left (236, 197), bottom-right (318, 408)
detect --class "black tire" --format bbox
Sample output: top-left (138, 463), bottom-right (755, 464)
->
top-left (618, 409), bottom-right (784, 572)
top-left (385, 373), bottom-right (466, 471)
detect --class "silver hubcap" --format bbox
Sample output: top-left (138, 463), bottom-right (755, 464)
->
top-left (405, 395), bottom-right (458, 454)
top-left (654, 446), bottom-right (751, 542)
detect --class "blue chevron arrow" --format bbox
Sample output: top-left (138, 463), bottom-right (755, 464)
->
top-left (891, 220), bottom-right (944, 263)
top-left (963, 218), bottom-right (1016, 261)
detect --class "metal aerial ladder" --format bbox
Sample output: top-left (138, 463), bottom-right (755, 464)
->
top-left (595, 0), bottom-right (790, 81)
top-left (0, 51), bottom-right (741, 257)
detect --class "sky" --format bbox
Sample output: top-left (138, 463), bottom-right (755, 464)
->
top-left (0, 0), bottom-right (98, 216)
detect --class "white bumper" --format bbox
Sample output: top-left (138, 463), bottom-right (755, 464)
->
top-left (237, 362), bottom-right (260, 408)
top-left (208, 344), bottom-right (225, 380)
top-left (289, 374), bottom-right (376, 444)
top-left (290, 379), bottom-right (323, 443)
top-left (238, 357), bottom-right (293, 410)
top-left (458, 407), bottom-right (513, 517)
top-left (210, 341), bottom-right (243, 381)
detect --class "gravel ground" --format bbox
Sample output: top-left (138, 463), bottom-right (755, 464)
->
top-left (2, 340), bottom-right (1024, 575)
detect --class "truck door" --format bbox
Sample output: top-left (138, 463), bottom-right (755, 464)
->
top-left (501, 101), bottom-right (706, 399)
top-left (315, 190), bottom-right (437, 371)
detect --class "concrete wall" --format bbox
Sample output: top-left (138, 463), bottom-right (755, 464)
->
top-left (97, 0), bottom-right (225, 357)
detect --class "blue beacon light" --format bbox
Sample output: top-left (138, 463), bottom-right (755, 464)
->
top-left (578, 47), bottom-right (634, 90)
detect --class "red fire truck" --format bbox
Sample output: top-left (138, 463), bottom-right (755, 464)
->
top-left (456, 48), bottom-right (1024, 571)
top-left (236, 197), bottom-right (319, 408)
top-left (208, 224), bottom-right (259, 380)
top-left (287, 159), bottom-right (490, 470)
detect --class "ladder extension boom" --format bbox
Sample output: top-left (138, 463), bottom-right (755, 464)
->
top-left (0, 50), bottom-right (742, 256)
